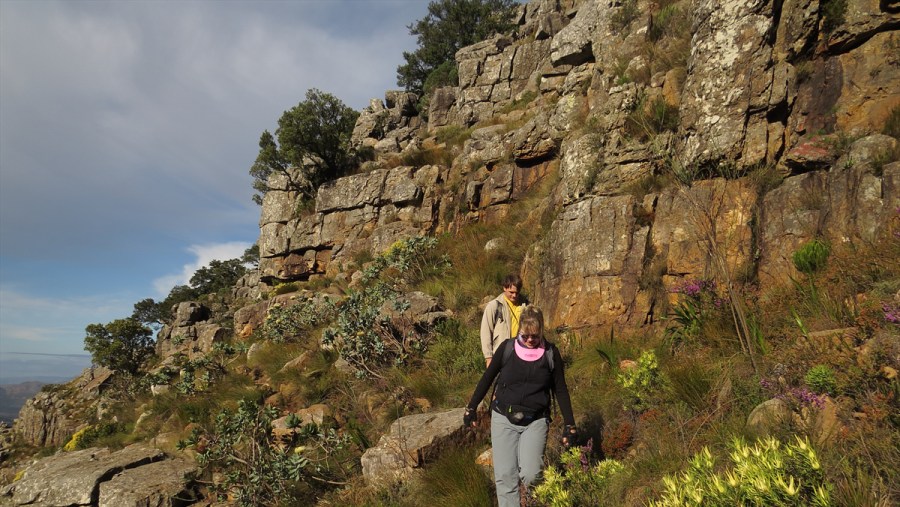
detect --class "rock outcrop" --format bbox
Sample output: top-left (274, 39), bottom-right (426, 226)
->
top-left (155, 302), bottom-right (230, 361)
top-left (2, 444), bottom-right (197, 506)
top-left (13, 367), bottom-right (114, 448)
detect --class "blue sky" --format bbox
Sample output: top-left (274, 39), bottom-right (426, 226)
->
top-left (0, 0), bottom-right (431, 383)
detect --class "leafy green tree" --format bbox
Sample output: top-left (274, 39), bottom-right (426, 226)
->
top-left (397, 0), bottom-right (518, 98)
top-left (84, 318), bottom-right (154, 375)
top-left (242, 243), bottom-right (260, 268)
top-left (132, 298), bottom-right (166, 330)
top-left (250, 89), bottom-right (360, 204)
top-left (189, 258), bottom-right (248, 296)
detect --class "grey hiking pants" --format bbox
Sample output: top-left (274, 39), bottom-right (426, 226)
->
top-left (490, 409), bottom-right (548, 507)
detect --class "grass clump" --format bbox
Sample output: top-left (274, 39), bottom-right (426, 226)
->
top-left (624, 95), bottom-right (680, 141)
top-left (610, 0), bottom-right (641, 33)
top-left (883, 105), bottom-right (900, 139)
top-left (792, 239), bottom-right (830, 275)
top-left (821, 0), bottom-right (848, 34)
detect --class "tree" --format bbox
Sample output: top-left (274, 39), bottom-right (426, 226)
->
top-left (242, 243), bottom-right (260, 268)
top-left (132, 298), bottom-right (166, 330)
top-left (250, 89), bottom-right (360, 204)
top-left (397, 0), bottom-right (518, 98)
top-left (189, 258), bottom-right (248, 296)
top-left (84, 318), bottom-right (154, 375)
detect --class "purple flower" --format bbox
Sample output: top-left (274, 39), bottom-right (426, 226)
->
top-left (580, 438), bottom-right (593, 472)
top-left (780, 387), bottom-right (825, 409)
top-left (672, 279), bottom-right (716, 297)
top-left (883, 303), bottom-right (900, 324)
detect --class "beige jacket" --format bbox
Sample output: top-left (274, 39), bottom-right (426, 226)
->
top-left (480, 294), bottom-right (519, 360)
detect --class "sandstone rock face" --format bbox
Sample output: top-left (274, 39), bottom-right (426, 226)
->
top-left (677, 0), bottom-right (779, 167)
top-left (155, 302), bottom-right (229, 361)
top-left (351, 91), bottom-right (421, 154)
top-left (759, 135), bottom-right (900, 286)
top-left (2, 444), bottom-right (196, 507)
top-left (534, 194), bottom-right (650, 329)
top-left (360, 408), bottom-right (466, 485)
top-left (258, 164), bottom-right (446, 283)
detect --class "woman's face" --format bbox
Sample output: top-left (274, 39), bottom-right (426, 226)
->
top-left (520, 332), bottom-right (542, 349)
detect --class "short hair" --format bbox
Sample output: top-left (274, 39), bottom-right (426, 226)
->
top-left (519, 305), bottom-right (544, 338)
top-left (501, 274), bottom-right (522, 289)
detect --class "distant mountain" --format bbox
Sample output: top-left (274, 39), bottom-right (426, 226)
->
top-left (0, 381), bottom-right (46, 424)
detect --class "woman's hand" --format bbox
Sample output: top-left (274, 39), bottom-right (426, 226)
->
top-left (464, 407), bottom-right (478, 428)
top-left (561, 425), bottom-right (578, 448)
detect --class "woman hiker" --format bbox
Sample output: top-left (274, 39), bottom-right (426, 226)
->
top-left (464, 305), bottom-right (577, 506)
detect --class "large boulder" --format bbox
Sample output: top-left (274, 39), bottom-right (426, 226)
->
top-left (360, 408), bottom-right (467, 485)
top-left (98, 456), bottom-right (198, 507)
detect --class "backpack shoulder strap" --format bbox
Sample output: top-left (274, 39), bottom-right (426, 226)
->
top-left (501, 337), bottom-right (515, 365)
top-left (494, 298), bottom-right (504, 322)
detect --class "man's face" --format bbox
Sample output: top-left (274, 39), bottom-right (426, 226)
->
top-left (503, 285), bottom-right (520, 304)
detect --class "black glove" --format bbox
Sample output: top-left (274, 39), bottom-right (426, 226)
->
top-left (463, 407), bottom-right (477, 428)
top-left (561, 425), bottom-right (577, 448)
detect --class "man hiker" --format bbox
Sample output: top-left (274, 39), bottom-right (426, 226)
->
top-left (481, 274), bottom-right (525, 367)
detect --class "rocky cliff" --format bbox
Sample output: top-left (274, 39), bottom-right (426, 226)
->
top-left (257, 0), bottom-right (899, 332)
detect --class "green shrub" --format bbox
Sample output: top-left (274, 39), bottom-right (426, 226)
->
top-left (616, 349), bottom-right (668, 412)
top-left (178, 399), bottom-right (351, 506)
top-left (426, 319), bottom-right (484, 377)
top-left (534, 442), bottom-right (626, 507)
top-left (262, 296), bottom-right (333, 343)
top-left (72, 422), bottom-right (127, 450)
top-left (804, 364), bottom-right (838, 396)
top-left (648, 436), bottom-right (833, 506)
top-left (270, 282), bottom-right (300, 296)
top-left (792, 239), bottom-right (830, 274)
top-left (322, 236), bottom-right (450, 377)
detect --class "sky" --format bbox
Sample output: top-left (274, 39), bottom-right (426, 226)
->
top-left (0, 0), bottom-right (431, 383)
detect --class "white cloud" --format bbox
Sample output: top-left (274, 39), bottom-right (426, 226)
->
top-left (0, 287), bottom-right (133, 354)
top-left (152, 241), bottom-right (252, 297)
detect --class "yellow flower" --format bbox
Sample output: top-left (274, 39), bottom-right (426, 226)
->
top-left (63, 426), bottom-right (92, 452)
